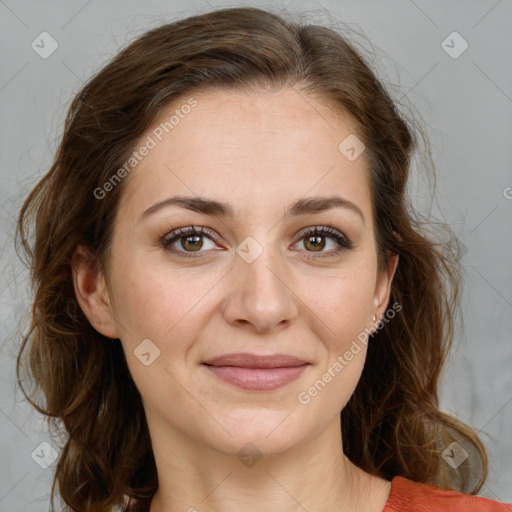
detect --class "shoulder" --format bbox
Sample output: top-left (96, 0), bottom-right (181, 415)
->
top-left (382, 476), bottom-right (512, 512)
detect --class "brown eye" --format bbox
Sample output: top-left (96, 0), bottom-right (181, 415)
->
top-left (303, 234), bottom-right (326, 252)
top-left (295, 226), bottom-right (353, 256)
top-left (180, 234), bottom-right (203, 251)
top-left (162, 226), bottom-right (219, 258)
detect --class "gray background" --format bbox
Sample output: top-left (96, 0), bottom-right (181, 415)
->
top-left (1, 0), bottom-right (511, 510)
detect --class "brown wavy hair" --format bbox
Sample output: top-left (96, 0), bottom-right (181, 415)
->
top-left (16, 6), bottom-right (488, 511)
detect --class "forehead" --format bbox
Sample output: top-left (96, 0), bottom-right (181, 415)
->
top-left (119, 87), bottom-right (372, 223)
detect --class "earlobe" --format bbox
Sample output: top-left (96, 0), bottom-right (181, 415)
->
top-left (71, 245), bottom-right (119, 339)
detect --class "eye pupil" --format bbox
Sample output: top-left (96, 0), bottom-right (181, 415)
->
top-left (182, 235), bottom-right (203, 251)
top-left (305, 235), bottom-right (325, 251)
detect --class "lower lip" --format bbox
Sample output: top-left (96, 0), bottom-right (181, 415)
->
top-left (203, 364), bottom-right (308, 391)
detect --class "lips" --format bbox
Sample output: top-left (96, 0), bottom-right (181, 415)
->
top-left (201, 353), bottom-right (309, 391)
top-left (202, 353), bottom-right (308, 368)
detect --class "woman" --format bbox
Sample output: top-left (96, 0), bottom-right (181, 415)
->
top-left (16, 6), bottom-right (511, 512)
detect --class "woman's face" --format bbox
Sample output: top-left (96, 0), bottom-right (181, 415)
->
top-left (78, 86), bottom-right (397, 458)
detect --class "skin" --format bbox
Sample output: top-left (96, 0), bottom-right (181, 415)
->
top-left (73, 86), bottom-right (399, 512)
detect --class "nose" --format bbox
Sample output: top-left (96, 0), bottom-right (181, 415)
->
top-left (221, 230), bottom-right (299, 334)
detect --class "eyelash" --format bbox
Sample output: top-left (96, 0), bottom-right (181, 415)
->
top-left (161, 225), bottom-right (354, 259)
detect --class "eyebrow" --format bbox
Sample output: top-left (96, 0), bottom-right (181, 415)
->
top-left (140, 194), bottom-right (366, 225)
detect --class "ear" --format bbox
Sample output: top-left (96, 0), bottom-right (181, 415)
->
top-left (71, 245), bottom-right (119, 339)
top-left (371, 252), bottom-right (399, 324)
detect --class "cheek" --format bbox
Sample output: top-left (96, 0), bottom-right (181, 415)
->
top-left (109, 255), bottom-right (224, 382)
top-left (109, 252), bottom-right (195, 336)
top-left (298, 269), bottom-right (376, 343)
top-left (111, 264), bottom-right (210, 409)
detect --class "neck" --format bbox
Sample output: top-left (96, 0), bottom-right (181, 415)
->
top-left (147, 415), bottom-right (391, 512)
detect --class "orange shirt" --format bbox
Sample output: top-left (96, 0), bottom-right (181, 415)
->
top-left (383, 476), bottom-right (512, 511)
top-left (125, 476), bottom-right (512, 511)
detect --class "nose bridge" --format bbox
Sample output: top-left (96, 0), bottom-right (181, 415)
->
top-left (223, 222), bottom-right (297, 330)
top-left (235, 223), bottom-right (283, 286)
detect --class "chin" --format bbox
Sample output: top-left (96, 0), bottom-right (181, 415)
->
top-left (202, 408), bottom-right (309, 458)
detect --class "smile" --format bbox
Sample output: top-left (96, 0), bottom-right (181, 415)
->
top-left (202, 364), bottom-right (309, 391)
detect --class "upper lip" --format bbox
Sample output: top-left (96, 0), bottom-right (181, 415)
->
top-left (202, 353), bottom-right (309, 368)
